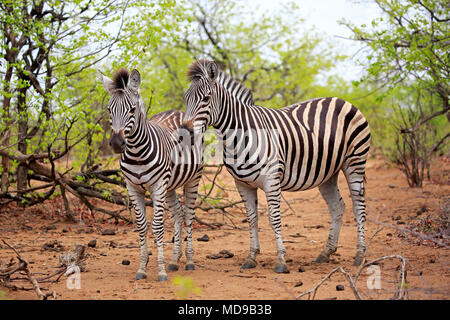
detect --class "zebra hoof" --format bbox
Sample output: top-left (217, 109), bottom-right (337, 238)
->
top-left (135, 273), bottom-right (147, 280)
top-left (185, 264), bottom-right (195, 271)
top-left (314, 254), bottom-right (330, 263)
top-left (353, 256), bottom-right (364, 266)
top-left (168, 264), bottom-right (179, 271)
top-left (274, 264), bottom-right (289, 274)
top-left (158, 274), bottom-right (168, 282)
top-left (241, 259), bottom-right (257, 269)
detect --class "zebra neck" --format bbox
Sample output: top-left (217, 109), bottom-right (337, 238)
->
top-left (128, 109), bottom-right (147, 137)
top-left (214, 92), bottom-right (253, 134)
top-left (126, 110), bottom-right (149, 148)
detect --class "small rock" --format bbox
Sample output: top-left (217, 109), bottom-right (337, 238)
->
top-left (392, 215), bottom-right (402, 221)
top-left (397, 221), bottom-right (405, 225)
top-left (294, 281), bottom-right (303, 287)
top-left (42, 240), bottom-right (64, 252)
top-left (286, 259), bottom-right (293, 263)
top-left (241, 218), bottom-right (248, 223)
top-left (219, 250), bottom-right (234, 258)
top-left (197, 234), bottom-right (209, 242)
top-left (62, 229), bottom-right (68, 233)
top-left (336, 284), bottom-right (345, 291)
top-left (416, 205), bottom-right (428, 215)
top-left (386, 233), bottom-right (393, 237)
top-left (102, 229), bottom-right (116, 236)
top-left (206, 253), bottom-right (222, 259)
top-left (122, 259), bottom-right (130, 265)
top-left (305, 224), bottom-right (324, 229)
top-left (290, 233), bottom-right (304, 238)
top-left (429, 258), bottom-right (435, 263)
top-left (298, 266), bottom-right (306, 272)
top-left (109, 240), bottom-right (118, 248)
top-left (41, 225), bottom-right (57, 231)
top-left (96, 290), bottom-right (101, 293)
top-left (88, 239), bottom-right (97, 248)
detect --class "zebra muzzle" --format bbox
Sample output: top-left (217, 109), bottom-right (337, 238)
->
top-left (110, 130), bottom-right (126, 153)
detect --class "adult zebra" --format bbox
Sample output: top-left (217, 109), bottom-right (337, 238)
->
top-left (99, 68), bottom-right (203, 281)
top-left (182, 59), bottom-right (371, 273)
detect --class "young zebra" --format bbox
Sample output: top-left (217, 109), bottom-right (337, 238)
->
top-left (99, 68), bottom-right (203, 281)
top-left (182, 59), bottom-right (371, 273)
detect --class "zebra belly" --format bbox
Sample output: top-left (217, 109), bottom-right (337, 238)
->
top-left (120, 162), bottom-right (168, 186)
top-left (166, 164), bottom-right (202, 191)
top-left (223, 161), bottom-right (281, 190)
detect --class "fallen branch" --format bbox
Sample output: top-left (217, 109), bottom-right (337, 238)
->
top-left (59, 244), bottom-right (87, 276)
top-left (296, 266), bottom-right (361, 300)
top-left (368, 218), bottom-right (450, 249)
top-left (0, 148), bottom-right (246, 226)
top-left (0, 240), bottom-right (56, 300)
top-left (295, 255), bottom-right (408, 300)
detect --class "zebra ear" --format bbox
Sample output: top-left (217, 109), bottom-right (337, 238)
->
top-left (207, 61), bottom-right (218, 81)
top-left (98, 69), bottom-right (114, 94)
top-left (128, 69), bottom-right (141, 93)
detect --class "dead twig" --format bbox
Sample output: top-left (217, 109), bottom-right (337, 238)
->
top-left (296, 266), bottom-right (362, 300)
top-left (0, 240), bottom-right (56, 300)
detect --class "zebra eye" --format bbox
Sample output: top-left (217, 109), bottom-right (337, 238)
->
top-left (202, 95), bottom-right (210, 103)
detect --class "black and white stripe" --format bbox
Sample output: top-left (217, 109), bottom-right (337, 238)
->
top-left (99, 68), bottom-right (203, 281)
top-left (183, 60), bottom-right (371, 272)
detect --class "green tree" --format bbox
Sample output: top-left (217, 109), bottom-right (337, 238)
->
top-left (341, 0), bottom-right (449, 186)
top-left (136, 0), bottom-right (347, 117)
top-left (0, 0), bottom-right (179, 212)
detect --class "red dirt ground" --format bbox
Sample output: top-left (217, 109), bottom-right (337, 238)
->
top-left (0, 156), bottom-right (449, 300)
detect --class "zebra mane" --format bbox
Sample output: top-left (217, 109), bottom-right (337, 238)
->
top-left (217, 71), bottom-right (254, 105)
top-left (187, 59), bottom-right (254, 105)
top-left (187, 59), bottom-right (210, 81)
top-left (111, 68), bottom-right (130, 91)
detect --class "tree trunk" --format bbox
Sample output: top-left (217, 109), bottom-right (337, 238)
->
top-left (1, 65), bottom-right (13, 192)
top-left (17, 85), bottom-right (29, 192)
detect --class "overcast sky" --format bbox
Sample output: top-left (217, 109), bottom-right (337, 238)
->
top-left (247, 0), bottom-right (383, 81)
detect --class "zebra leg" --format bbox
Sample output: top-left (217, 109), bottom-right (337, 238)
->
top-left (315, 173), bottom-right (345, 263)
top-left (127, 183), bottom-right (149, 280)
top-left (344, 167), bottom-right (367, 266)
top-left (264, 184), bottom-right (288, 273)
top-left (184, 177), bottom-right (200, 270)
top-left (166, 190), bottom-right (183, 272)
top-left (149, 182), bottom-right (169, 281)
top-left (235, 181), bottom-right (260, 269)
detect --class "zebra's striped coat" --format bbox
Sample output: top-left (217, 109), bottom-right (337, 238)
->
top-left (100, 68), bottom-right (203, 281)
top-left (183, 59), bottom-right (370, 272)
